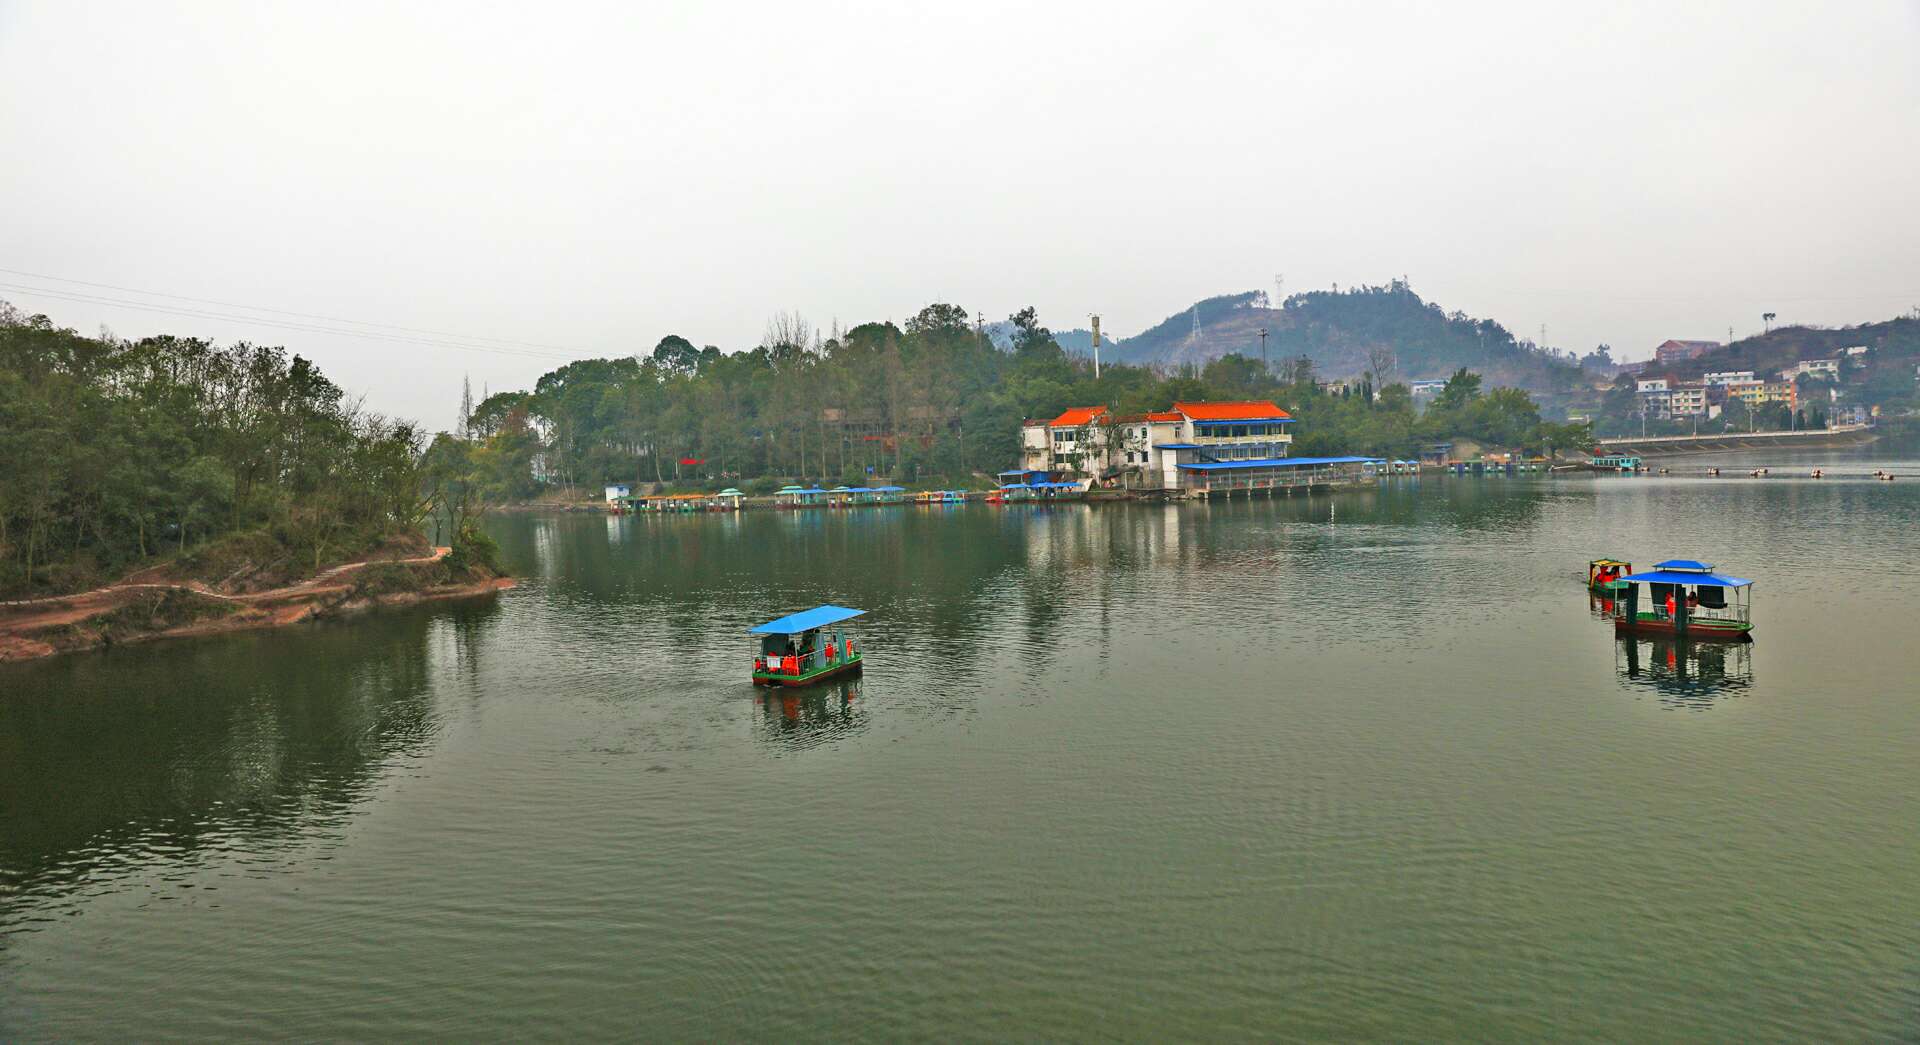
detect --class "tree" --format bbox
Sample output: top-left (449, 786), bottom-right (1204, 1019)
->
top-left (1433, 367), bottom-right (1482, 411)
top-left (1366, 343), bottom-right (1397, 387)
top-left (651, 335), bottom-right (699, 375)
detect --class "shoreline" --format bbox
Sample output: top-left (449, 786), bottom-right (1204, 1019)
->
top-left (0, 550), bottom-right (514, 666)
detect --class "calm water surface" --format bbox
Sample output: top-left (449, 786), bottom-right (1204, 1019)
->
top-left (4, 455), bottom-right (1919, 1040)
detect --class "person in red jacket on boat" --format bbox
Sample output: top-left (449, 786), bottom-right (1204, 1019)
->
top-left (1665, 590), bottom-right (1677, 619)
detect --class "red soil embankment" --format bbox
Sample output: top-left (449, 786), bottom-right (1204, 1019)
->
top-left (0, 547), bottom-right (513, 664)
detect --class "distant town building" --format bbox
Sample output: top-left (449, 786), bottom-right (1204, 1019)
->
top-left (1636, 378), bottom-right (1673, 418)
top-left (1782, 358), bottom-right (1840, 380)
top-left (1409, 379), bottom-right (1448, 402)
top-left (604, 483), bottom-right (632, 503)
top-left (1654, 339), bottom-right (1721, 366)
top-left (1668, 387), bottom-right (1708, 416)
top-left (1703, 370), bottom-right (1755, 386)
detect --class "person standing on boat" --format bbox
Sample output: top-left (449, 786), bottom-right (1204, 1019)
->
top-left (1665, 589), bottom-right (1677, 619)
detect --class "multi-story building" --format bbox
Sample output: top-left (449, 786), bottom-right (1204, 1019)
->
top-left (1703, 370), bottom-right (1756, 387)
top-left (1654, 339), bottom-right (1721, 366)
top-left (1636, 378), bottom-right (1673, 418)
top-left (1725, 380), bottom-right (1768, 407)
top-left (1668, 387), bottom-right (1709, 416)
top-left (1018, 405), bottom-right (1117, 477)
top-left (1782, 358), bottom-right (1840, 380)
top-left (1009, 399), bottom-right (1373, 493)
top-left (1409, 379), bottom-right (1448, 403)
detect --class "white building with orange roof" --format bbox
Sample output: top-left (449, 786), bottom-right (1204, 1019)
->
top-left (1018, 405), bottom-right (1119, 478)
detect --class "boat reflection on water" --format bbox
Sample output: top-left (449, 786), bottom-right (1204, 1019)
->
top-left (1616, 636), bottom-right (1753, 708)
top-left (753, 677), bottom-right (865, 749)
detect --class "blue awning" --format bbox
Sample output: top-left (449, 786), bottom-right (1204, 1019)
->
top-left (1156, 443), bottom-right (1204, 450)
top-left (873, 486), bottom-right (905, 492)
top-left (1177, 456), bottom-right (1384, 471)
top-left (1653, 559), bottom-right (1714, 572)
top-left (749, 605), bottom-right (866, 634)
top-left (1192, 418), bottom-right (1294, 426)
top-left (1619, 570), bottom-right (1752, 588)
top-left (1000, 483), bottom-right (1030, 490)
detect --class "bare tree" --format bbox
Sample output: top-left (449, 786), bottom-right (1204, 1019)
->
top-left (762, 311), bottom-right (814, 366)
top-left (1366, 343), bottom-right (1397, 387)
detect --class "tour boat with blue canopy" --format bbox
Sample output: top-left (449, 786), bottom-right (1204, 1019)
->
top-left (750, 605), bottom-right (865, 686)
top-left (1608, 559), bottom-right (1754, 642)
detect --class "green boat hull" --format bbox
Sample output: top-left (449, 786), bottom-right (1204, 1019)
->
top-left (753, 653), bottom-right (863, 687)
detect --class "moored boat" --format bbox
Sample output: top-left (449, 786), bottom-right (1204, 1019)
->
top-left (1608, 559), bottom-right (1754, 642)
top-left (1587, 558), bottom-right (1632, 592)
top-left (750, 605), bottom-right (866, 686)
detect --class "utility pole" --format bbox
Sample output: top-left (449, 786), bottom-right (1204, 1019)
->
top-left (1089, 314), bottom-right (1102, 380)
top-left (1258, 327), bottom-right (1269, 372)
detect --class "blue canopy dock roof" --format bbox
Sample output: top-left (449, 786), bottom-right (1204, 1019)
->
top-left (1177, 456), bottom-right (1384, 472)
top-left (749, 605), bottom-right (866, 635)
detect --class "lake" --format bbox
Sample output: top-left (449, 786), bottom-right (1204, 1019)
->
top-left (4, 454), bottom-right (1919, 1040)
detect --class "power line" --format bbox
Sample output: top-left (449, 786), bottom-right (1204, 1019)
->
top-left (0, 281), bottom-right (584, 362)
top-left (0, 266), bottom-right (584, 355)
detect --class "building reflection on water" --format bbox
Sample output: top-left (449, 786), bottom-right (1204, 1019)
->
top-left (1615, 636), bottom-right (1754, 708)
top-left (752, 677), bottom-right (866, 749)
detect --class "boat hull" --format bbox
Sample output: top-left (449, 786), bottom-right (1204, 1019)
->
top-left (752, 655), bottom-right (863, 687)
top-left (1613, 615), bottom-right (1752, 643)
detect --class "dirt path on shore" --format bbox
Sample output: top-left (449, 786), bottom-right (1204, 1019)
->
top-left (0, 547), bottom-right (494, 664)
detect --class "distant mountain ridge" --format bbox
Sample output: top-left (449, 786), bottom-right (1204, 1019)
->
top-left (1101, 281), bottom-right (1585, 393)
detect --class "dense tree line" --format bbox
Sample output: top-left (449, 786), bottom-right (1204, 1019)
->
top-left (0, 304), bottom-right (429, 595)
top-left (463, 302), bottom-right (1590, 493)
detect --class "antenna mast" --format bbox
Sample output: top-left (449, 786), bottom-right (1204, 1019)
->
top-left (1089, 314), bottom-right (1102, 380)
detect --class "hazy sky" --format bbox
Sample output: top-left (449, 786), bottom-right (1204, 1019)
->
top-left (4, 1), bottom-right (1917, 426)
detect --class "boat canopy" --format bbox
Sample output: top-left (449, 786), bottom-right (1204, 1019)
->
top-left (1000, 482), bottom-right (1030, 490)
top-left (749, 605), bottom-right (866, 635)
top-left (1619, 569), bottom-right (1752, 588)
top-left (874, 485), bottom-right (905, 492)
top-left (1653, 559), bottom-right (1714, 572)
top-left (717, 487), bottom-right (743, 496)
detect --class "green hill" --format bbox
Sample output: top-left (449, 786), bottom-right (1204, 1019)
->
top-left (1108, 280), bottom-right (1586, 394)
top-left (1653, 316), bottom-right (1919, 398)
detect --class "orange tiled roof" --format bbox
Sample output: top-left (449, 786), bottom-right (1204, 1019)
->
top-left (1049, 405), bottom-right (1109, 427)
top-left (1145, 411), bottom-right (1183, 422)
top-left (1172, 400), bottom-right (1292, 421)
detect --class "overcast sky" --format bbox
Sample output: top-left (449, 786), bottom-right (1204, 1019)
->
top-left (4, 1), bottom-right (1917, 427)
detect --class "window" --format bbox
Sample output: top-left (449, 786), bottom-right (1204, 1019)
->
top-left (1232, 425), bottom-right (1249, 438)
